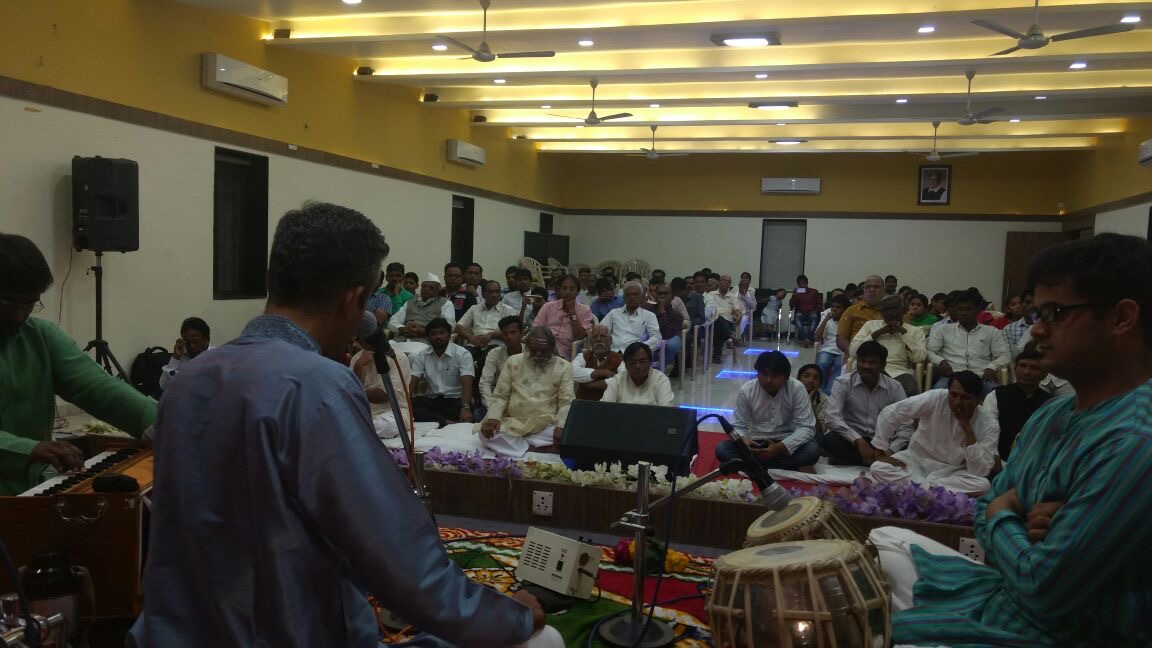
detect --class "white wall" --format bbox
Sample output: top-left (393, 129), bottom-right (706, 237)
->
top-left (556, 213), bottom-right (1062, 308)
top-left (1095, 202), bottom-right (1150, 238)
top-left (0, 95), bottom-right (540, 360)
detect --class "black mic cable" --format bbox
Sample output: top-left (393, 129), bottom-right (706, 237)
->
top-left (696, 413), bottom-right (791, 511)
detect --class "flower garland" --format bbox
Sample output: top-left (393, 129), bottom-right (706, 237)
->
top-left (793, 475), bottom-right (976, 525)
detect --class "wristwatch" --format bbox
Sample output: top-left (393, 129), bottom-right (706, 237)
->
top-left (569, 314), bottom-right (578, 321)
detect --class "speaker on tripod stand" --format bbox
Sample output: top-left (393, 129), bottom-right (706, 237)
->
top-left (72, 156), bottom-right (139, 380)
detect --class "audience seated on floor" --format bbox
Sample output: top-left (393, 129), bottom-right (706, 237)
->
top-left (477, 315), bottom-right (523, 414)
top-left (601, 342), bottom-right (675, 406)
top-left (813, 294), bottom-right (849, 394)
top-left (795, 363), bottom-right (828, 435)
top-left (455, 280), bottom-right (518, 357)
top-left (869, 370), bottom-right (999, 495)
top-left (641, 281), bottom-right (684, 374)
top-left (602, 281), bottom-right (661, 353)
top-left (837, 274), bottom-right (884, 353)
top-left (789, 274), bottom-right (822, 347)
top-left (821, 341), bottom-right (910, 466)
top-left (159, 316), bottom-right (213, 390)
top-left (589, 277), bottom-right (623, 320)
top-left (388, 273), bottom-right (456, 344)
top-left (442, 261), bottom-right (478, 321)
top-left (714, 350), bottom-right (821, 479)
top-left (533, 274), bottom-right (595, 359)
top-left (478, 326), bottom-right (574, 457)
top-left (349, 338), bottom-right (413, 440)
top-left (850, 295), bottom-right (926, 397)
top-left (706, 274), bottom-right (744, 363)
top-left (983, 342), bottom-right (1052, 461)
top-left (572, 324), bottom-right (623, 401)
top-left (927, 288), bottom-right (1011, 395)
top-left (409, 317), bottom-right (474, 426)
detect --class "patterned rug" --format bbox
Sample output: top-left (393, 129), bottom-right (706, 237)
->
top-left (376, 527), bottom-right (717, 646)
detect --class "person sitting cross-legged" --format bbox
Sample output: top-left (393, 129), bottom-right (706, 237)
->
top-left (476, 315), bottom-right (523, 418)
top-left (714, 351), bottom-right (821, 475)
top-left (388, 273), bottom-right (456, 345)
top-left (477, 327), bottom-right (574, 457)
top-left (572, 324), bottom-right (623, 401)
top-left (869, 370), bottom-right (1000, 494)
top-left (409, 317), bottom-right (474, 426)
top-left (983, 341), bottom-right (1052, 461)
top-left (601, 342), bottom-right (675, 406)
top-left (820, 341), bottom-right (911, 466)
top-left (850, 295), bottom-right (926, 397)
top-left (795, 363), bottom-right (828, 435)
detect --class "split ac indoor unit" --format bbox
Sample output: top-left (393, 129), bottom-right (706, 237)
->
top-left (201, 53), bottom-right (288, 106)
top-left (761, 177), bottom-right (821, 194)
top-left (446, 139), bottom-right (487, 167)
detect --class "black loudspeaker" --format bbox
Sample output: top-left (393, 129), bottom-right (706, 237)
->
top-left (560, 400), bottom-right (698, 476)
top-left (72, 156), bottom-right (139, 252)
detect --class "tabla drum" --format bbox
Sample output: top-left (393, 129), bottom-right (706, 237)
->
top-left (707, 540), bottom-right (890, 648)
top-left (743, 496), bottom-right (866, 548)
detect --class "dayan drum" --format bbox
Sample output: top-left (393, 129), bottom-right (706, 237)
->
top-left (707, 540), bottom-right (890, 648)
top-left (744, 496), bottom-right (866, 548)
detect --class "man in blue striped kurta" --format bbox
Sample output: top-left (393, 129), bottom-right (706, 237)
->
top-left (880, 233), bottom-right (1152, 647)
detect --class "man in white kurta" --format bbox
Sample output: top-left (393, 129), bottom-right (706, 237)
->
top-left (478, 327), bottom-right (574, 457)
top-left (350, 345), bottom-right (412, 440)
top-left (869, 371), bottom-right (1000, 494)
top-left (601, 343), bottom-right (675, 406)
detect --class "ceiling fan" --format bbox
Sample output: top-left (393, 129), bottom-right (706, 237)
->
top-left (437, 0), bottom-right (555, 63)
top-left (956, 71), bottom-right (1004, 126)
top-left (972, 0), bottom-right (1135, 56)
top-left (908, 121), bottom-right (979, 162)
top-left (627, 125), bottom-right (690, 159)
top-left (549, 78), bottom-right (633, 125)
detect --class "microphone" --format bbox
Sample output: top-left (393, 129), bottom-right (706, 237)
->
top-left (697, 413), bottom-right (791, 511)
top-left (358, 311), bottom-right (394, 375)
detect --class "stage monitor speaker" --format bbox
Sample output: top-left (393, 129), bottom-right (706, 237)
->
top-left (560, 400), bottom-right (697, 476)
top-left (72, 156), bottom-right (139, 253)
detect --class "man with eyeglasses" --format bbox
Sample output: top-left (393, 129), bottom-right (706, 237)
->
top-left (837, 274), bottom-right (885, 353)
top-left (0, 234), bottom-right (156, 495)
top-left (876, 233), bottom-right (1152, 647)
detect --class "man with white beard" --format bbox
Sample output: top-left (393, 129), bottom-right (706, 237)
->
top-left (478, 327), bottom-right (574, 457)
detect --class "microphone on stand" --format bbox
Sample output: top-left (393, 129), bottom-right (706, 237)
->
top-left (357, 312), bottom-right (394, 376)
top-left (697, 413), bottom-right (791, 511)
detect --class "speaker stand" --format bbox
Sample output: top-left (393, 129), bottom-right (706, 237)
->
top-left (82, 252), bottom-right (128, 381)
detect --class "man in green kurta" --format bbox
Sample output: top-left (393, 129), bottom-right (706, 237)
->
top-left (0, 234), bottom-right (156, 495)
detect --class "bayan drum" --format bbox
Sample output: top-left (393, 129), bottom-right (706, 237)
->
top-left (707, 540), bottom-right (890, 648)
top-left (743, 496), bottom-right (866, 548)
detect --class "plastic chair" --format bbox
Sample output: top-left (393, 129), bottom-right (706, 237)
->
top-left (518, 257), bottom-right (545, 286)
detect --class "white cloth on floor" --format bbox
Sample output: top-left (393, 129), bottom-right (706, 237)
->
top-left (481, 427), bottom-right (556, 458)
top-left (514, 624), bottom-right (564, 648)
top-left (868, 526), bottom-right (979, 612)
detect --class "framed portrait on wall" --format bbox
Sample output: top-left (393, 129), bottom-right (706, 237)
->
top-left (918, 165), bottom-right (951, 205)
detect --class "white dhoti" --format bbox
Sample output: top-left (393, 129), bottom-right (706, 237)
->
top-left (481, 426), bottom-right (556, 458)
top-left (868, 448), bottom-right (990, 495)
top-left (867, 526), bottom-right (979, 612)
top-left (512, 624), bottom-right (564, 648)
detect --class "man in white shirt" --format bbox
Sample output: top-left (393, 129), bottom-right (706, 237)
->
top-left (821, 341), bottom-right (911, 466)
top-left (706, 274), bottom-right (744, 363)
top-left (601, 281), bottom-right (662, 353)
top-left (850, 295), bottom-right (927, 397)
top-left (602, 342), bottom-right (675, 406)
top-left (501, 268), bottom-right (535, 313)
top-left (456, 280), bottom-right (519, 357)
top-left (409, 317), bottom-right (474, 426)
top-left (158, 316), bottom-right (213, 390)
top-left (714, 351), bottom-right (821, 473)
top-left (869, 370), bottom-right (1000, 495)
top-left (926, 289), bottom-right (1011, 395)
top-left (478, 315), bottom-right (523, 411)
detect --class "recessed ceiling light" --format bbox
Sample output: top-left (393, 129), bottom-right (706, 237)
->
top-left (342, 0), bottom-right (361, 4)
top-left (710, 32), bottom-right (782, 47)
top-left (1121, 15), bottom-right (1141, 23)
top-left (649, 103), bottom-right (661, 108)
top-left (748, 101), bottom-right (799, 110)
top-left (1034, 95), bottom-right (1047, 100)
top-left (541, 104), bottom-right (551, 109)
top-left (771, 139), bottom-right (805, 145)
top-left (578, 39), bottom-right (594, 47)
top-left (493, 78), bottom-right (506, 84)
top-left (895, 98), bottom-right (908, 104)
top-left (432, 43), bottom-right (448, 51)
top-left (575, 125), bottom-right (584, 128)
top-left (1009, 118), bottom-right (1021, 123)
top-left (776, 122), bottom-right (786, 127)
top-left (1069, 61), bottom-right (1087, 69)
top-left (918, 25), bottom-right (936, 33)
top-left (754, 73), bottom-right (769, 79)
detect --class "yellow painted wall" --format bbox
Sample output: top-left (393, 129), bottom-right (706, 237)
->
top-left (1064, 117), bottom-right (1152, 212)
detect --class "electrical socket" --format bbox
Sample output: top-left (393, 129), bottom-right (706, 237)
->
top-left (958, 537), bottom-right (985, 563)
top-left (532, 490), bottom-right (554, 517)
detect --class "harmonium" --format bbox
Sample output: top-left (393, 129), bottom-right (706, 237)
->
top-left (0, 437), bottom-right (153, 618)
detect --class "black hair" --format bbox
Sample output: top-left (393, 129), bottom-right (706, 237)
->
top-left (602, 266), bottom-right (616, 276)
top-left (404, 271), bottom-right (419, 282)
top-left (796, 363), bottom-right (823, 386)
top-left (885, 275), bottom-right (898, 282)
top-left (740, 271), bottom-right (752, 279)
top-left (443, 261), bottom-right (464, 273)
top-left (1016, 341), bottom-right (1043, 363)
top-left (557, 274), bottom-right (580, 290)
top-left (796, 274), bottom-right (809, 283)
top-left (855, 340), bottom-right (888, 362)
top-left (498, 315), bottom-right (522, 331)
top-left (466, 262), bottom-right (483, 271)
top-left (385, 262), bottom-right (405, 274)
top-left (844, 282), bottom-right (858, 293)
top-left (753, 350), bottom-right (791, 376)
top-left (931, 292), bottom-right (948, 303)
top-left (482, 279), bottom-right (501, 291)
top-left (692, 271), bottom-right (707, 280)
top-left (951, 289), bottom-right (981, 307)
top-left (514, 267), bottom-right (532, 280)
top-left (651, 268), bottom-right (666, 277)
top-left (623, 341), bottom-right (653, 362)
top-left (908, 293), bottom-right (929, 308)
top-left (425, 317), bottom-right (452, 335)
top-left (267, 203), bottom-right (389, 310)
top-left (594, 277), bottom-right (614, 292)
top-left (670, 277), bottom-right (687, 292)
top-left (830, 294), bottom-right (851, 309)
top-left (529, 286), bottom-right (548, 298)
top-left (1027, 233), bottom-right (1152, 343)
top-left (0, 234), bottom-right (53, 295)
top-left (180, 317), bottom-right (210, 339)
top-left (625, 271), bottom-right (641, 281)
top-left (949, 370), bottom-right (983, 396)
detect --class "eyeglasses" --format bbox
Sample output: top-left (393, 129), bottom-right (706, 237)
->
top-left (0, 297), bottom-right (44, 313)
top-left (1035, 302), bottom-right (1095, 324)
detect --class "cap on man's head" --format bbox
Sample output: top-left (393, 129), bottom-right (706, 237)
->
top-left (423, 273), bottom-right (442, 287)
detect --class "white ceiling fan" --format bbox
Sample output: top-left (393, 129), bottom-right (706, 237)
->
top-left (908, 121), bottom-right (979, 162)
top-left (549, 78), bottom-right (633, 125)
top-left (437, 0), bottom-right (556, 63)
top-left (973, 0), bottom-right (1135, 56)
top-left (627, 125), bottom-right (690, 159)
top-left (956, 71), bottom-right (1004, 125)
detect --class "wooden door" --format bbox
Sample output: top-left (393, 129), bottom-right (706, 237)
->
top-left (1002, 232), bottom-right (1074, 308)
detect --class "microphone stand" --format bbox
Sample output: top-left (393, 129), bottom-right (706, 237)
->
top-left (371, 334), bottom-right (430, 510)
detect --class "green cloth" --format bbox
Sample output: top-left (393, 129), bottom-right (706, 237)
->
top-left (387, 287), bottom-right (414, 314)
top-left (906, 313), bottom-right (939, 327)
top-left (0, 317), bottom-right (156, 495)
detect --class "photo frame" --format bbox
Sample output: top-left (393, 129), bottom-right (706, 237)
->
top-left (918, 165), bottom-right (951, 206)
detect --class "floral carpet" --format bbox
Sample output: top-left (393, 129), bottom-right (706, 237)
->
top-left (375, 527), bottom-right (717, 646)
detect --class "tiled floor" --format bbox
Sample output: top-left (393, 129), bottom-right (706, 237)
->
top-left (671, 335), bottom-right (818, 417)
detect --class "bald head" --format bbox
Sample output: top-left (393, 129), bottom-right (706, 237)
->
top-left (861, 275), bottom-right (885, 307)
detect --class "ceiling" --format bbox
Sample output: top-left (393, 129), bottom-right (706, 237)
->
top-left (181, 0), bottom-right (1152, 157)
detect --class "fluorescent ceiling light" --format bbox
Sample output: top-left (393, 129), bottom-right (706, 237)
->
top-left (710, 32), bottom-right (782, 47)
top-left (342, 0), bottom-right (361, 4)
top-left (748, 101), bottom-right (798, 110)
top-left (775, 122), bottom-right (786, 126)
top-left (493, 78), bottom-right (506, 84)
top-left (540, 104), bottom-right (551, 109)
top-left (918, 25), bottom-right (936, 33)
top-left (578, 39), bottom-right (594, 47)
top-left (754, 73), bottom-right (768, 79)
top-left (432, 43), bottom-right (448, 51)
top-left (575, 125), bottom-right (584, 128)
top-left (1069, 61), bottom-right (1087, 69)
top-left (1121, 15), bottom-right (1141, 23)
top-left (1009, 118), bottom-right (1021, 122)
top-left (895, 98), bottom-right (908, 104)
top-left (649, 103), bottom-right (660, 108)
top-left (772, 139), bottom-right (805, 145)
top-left (1034, 95), bottom-right (1047, 100)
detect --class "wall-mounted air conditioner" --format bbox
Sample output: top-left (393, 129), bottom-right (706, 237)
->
top-left (761, 177), bottom-right (821, 194)
top-left (446, 139), bottom-right (487, 167)
top-left (1139, 138), bottom-right (1152, 167)
top-left (201, 53), bottom-right (288, 106)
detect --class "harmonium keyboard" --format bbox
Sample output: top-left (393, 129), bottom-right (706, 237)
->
top-left (1, 441), bottom-right (152, 618)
